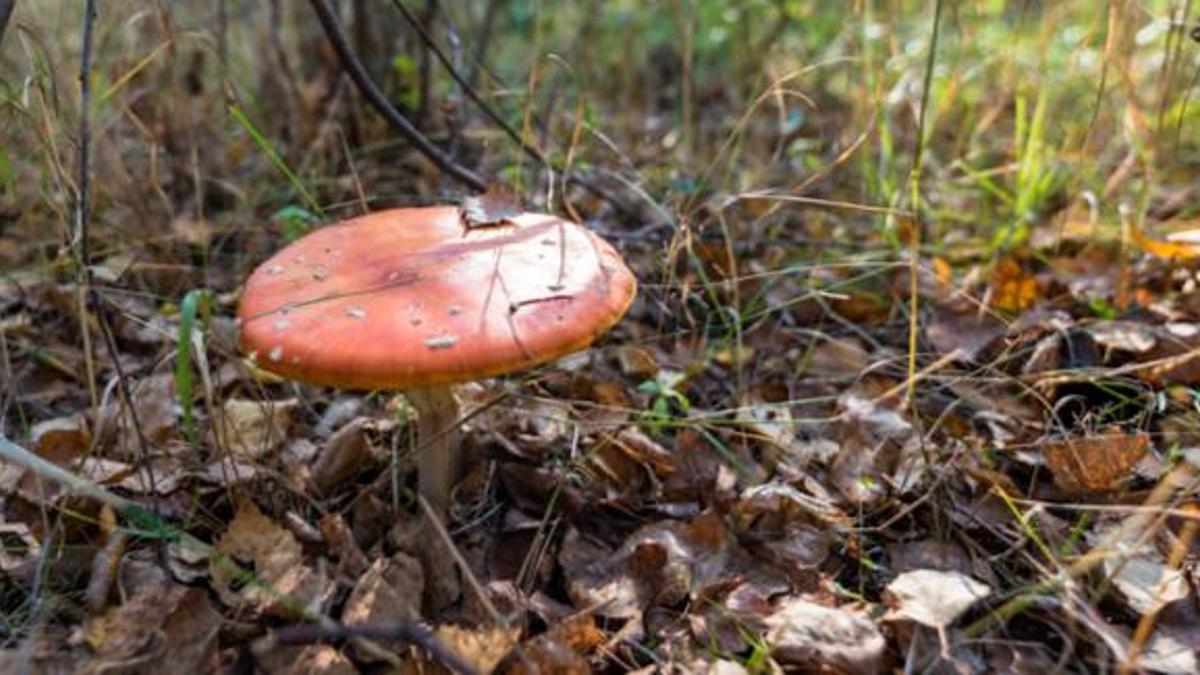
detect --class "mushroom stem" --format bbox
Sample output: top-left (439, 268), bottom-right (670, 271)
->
top-left (405, 386), bottom-right (462, 515)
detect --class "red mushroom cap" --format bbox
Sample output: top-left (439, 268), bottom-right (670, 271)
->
top-left (238, 206), bottom-right (637, 389)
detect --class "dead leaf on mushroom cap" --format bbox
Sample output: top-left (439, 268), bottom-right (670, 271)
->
top-left (461, 183), bottom-right (524, 229)
top-left (884, 569), bottom-right (992, 628)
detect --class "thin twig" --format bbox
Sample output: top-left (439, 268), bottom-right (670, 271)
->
top-left (274, 621), bottom-right (480, 675)
top-left (75, 1), bottom-right (161, 512)
top-left (307, 0), bottom-right (486, 191)
top-left (467, 0), bottom-right (504, 90)
top-left (216, 0), bottom-right (228, 99)
top-left (387, 0), bottom-right (638, 218)
top-left (389, 0), bottom-right (530, 166)
top-left (0, 434), bottom-right (133, 511)
top-left (76, 0), bottom-right (99, 411)
top-left (414, 0), bottom-right (439, 126)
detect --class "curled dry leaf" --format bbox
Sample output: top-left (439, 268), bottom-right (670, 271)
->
top-left (211, 501), bottom-right (332, 618)
top-left (764, 598), bottom-right (885, 675)
top-left (884, 569), bottom-right (991, 628)
top-left (214, 398), bottom-right (298, 461)
top-left (1043, 431), bottom-right (1149, 495)
top-left (341, 552), bottom-right (424, 627)
top-left (311, 417), bottom-right (384, 494)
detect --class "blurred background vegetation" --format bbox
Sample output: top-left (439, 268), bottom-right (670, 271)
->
top-left (2, 1), bottom-right (1197, 277)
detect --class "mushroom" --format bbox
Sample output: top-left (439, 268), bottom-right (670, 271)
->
top-left (238, 206), bottom-right (637, 514)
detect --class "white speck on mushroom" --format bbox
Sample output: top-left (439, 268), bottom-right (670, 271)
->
top-left (273, 319), bottom-right (292, 332)
top-left (266, 265), bottom-right (285, 275)
top-left (269, 346), bottom-right (284, 362)
top-left (447, 306), bottom-right (462, 316)
top-left (425, 335), bottom-right (459, 349)
top-left (345, 306), bottom-right (366, 319)
top-left (312, 265), bottom-right (328, 281)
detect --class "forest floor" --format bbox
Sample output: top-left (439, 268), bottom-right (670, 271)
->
top-left (4, 1), bottom-right (1200, 673)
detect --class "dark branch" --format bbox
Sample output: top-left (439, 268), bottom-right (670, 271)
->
top-left (77, 0), bottom-right (95, 273)
top-left (388, 0), bottom-right (640, 219)
top-left (306, 0), bottom-right (486, 192)
top-left (0, 0), bottom-right (15, 48)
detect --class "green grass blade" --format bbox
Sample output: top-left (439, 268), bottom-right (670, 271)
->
top-left (175, 289), bottom-right (213, 452)
top-left (228, 104), bottom-right (325, 217)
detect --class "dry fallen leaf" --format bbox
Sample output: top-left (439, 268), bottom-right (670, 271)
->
top-left (1043, 431), bottom-right (1149, 495)
top-left (1105, 555), bottom-right (1189, 615)
top-left (253, 642), bottom-right (358, 675)
top-left (1124, 211), bottom-right (1200, 261)
top-left (884, 569), bottom-right (991, 628)
top-left (86, 582), bottom-right (220, 672)
top-left (989, 256), bottom-right (1042, 313)
top-left (1136, 631), bottom-right (1200, 674)
top-left (429, 624), bottom-right (520, 674)
top-left (214, 398), bottom-right (298, 460)
top-left (764, 598), bottom-right (885, 675)
top-left (495, 614), bottom-right (603, 675)
top-left (211, 501), bottom-right (332, 618)
top-left (311, 417), bottom-right (383, 494)
top-left (341, 552), bottom-right (424, 626)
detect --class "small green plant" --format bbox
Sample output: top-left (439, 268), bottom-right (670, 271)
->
top-left (271, 205), bottom-right (320, 243)
top-left (174, 288), bottom-right (213, 453)
top-left (638, 370), bottom-right (691, 433)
